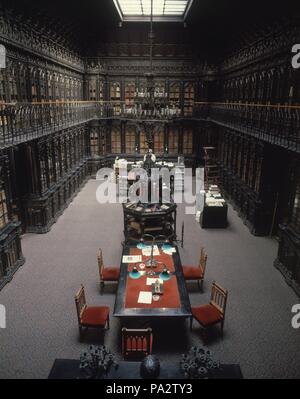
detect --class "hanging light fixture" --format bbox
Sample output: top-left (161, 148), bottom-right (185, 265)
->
top-left (133, 0), bottom-right (172, 117)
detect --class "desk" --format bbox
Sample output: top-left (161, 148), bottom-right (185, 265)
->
top-left (48, 359), bottom-right (243, 379)
top-left (113, 245), bottom-right (191, 320)
top-left (200, 203), bottom-right (228, 228)
top-left (200, 188), bottom-right (228, 229)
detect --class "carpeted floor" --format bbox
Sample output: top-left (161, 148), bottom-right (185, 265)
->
top-left (0, 180), bottom-right (299, 379)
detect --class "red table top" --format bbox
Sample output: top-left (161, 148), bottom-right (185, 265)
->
top-left (125, 248), bottom-right (181, 309)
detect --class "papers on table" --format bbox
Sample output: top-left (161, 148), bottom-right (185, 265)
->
top-left (162, 247), bottom-right (176, 255)
top-left (142, 245), bottom-right (160, 257)
top-left (146, 278), bottom-right (163, 286)
top-left (205, 197), bottom-right (225, 207)
top-left (122, 255), bottom-right (142, 263)
top-left (138, 291), bottom-right (152, 304)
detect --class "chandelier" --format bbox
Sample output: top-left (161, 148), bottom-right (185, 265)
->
top-left (124, 0), bottom-right (181, 119)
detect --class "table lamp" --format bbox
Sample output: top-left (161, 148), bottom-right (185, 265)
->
top-left (141, 234), bottom-right (158, 276)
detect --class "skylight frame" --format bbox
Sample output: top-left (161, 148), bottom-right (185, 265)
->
top-left (113, 0), bottom-right (194, 22)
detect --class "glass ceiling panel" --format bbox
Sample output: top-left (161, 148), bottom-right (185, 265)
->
top-left (114, 0), bottom-right (192, 20)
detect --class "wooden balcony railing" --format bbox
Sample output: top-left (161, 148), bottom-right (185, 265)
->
top-left (2, 100), bottom-right (297, 151)
top-left (0, 101), bottom-right (100, 148)
top-left (0, 100), bottom-right (198, 148)
top-left (194, 102), bottom-right (300, 152)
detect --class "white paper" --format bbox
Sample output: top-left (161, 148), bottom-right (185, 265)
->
top-left (166, 247), bottom-right (176, 253)
top-left (163, 247), bottom-right (176, 255)
top-left (146, 278), bottom-right (163, 286)
top-left (142, 245), bottom-right (160, 257)
top-left (138, 291), bottom-right (153, 304)
top-left (122, 255), bottom-right (142, 263)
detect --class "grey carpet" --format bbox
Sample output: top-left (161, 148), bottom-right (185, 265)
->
top-left (0, 180), bottom-right (299, 379)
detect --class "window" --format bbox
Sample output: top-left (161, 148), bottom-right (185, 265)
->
top-left (99, 81), bottom-right (104, 101)
top-left (126, 126), bottom-right (136, 154)
top-left (168, 127), bottom-right (179, 154)
top-left (154, 129), bottom-right (164, 154)
top-left (125, 82), bottom-right (135, 106)
top-left (138, 81), bottom-right (147, 97)
top-left (90, 129), bottom-right (99, 157)
top-left (155, 82), bottom-right (166, 98)
top-left (65, 77), bottom-right (70, 100)
top-left (183, 128), bottom-right (193, 154)
top-left (113, 0), bottom-right (193, 22)
top-left (110, 82), bottom-right (121, 115)
top-left (169, 82), bottom-right (181, 106)
top-left (89, 78), bottom-right (97, 101)
top-left (184, 82), bottom-right (195, 116)
top-left (140, 131), bottom-right (148, 153)
top-left (60, 76), bottom-right (66, 101)
top-left (111, 127), bottom-right (121, 153)
top-left (70, 79), bottom-right (75, 100)
top-left (0, 188), bottom-right (8, 230)
top-left (47, 74), bottom-right (53, 101)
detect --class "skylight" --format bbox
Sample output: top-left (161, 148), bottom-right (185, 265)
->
top-left (113, 0), bottom-right (193, 22)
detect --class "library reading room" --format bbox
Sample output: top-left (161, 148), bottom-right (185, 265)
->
top-left (0, 0), bottom-right (300, 381)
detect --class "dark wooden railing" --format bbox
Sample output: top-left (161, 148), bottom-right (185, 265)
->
top-left (194, 102), bottom-right (300, 152)
top-left (0, 100), bottom-right (194, 148)
top-left (1, 100), bottom-right (299, 151)
top-left (0, 101), bottom-right (100, 148)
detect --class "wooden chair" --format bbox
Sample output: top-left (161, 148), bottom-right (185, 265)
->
top-left (75, 285), bottom-right (110, 341)
top-left (98, 248), bottom-right (120, 295)
top-left (121, 328), bottom-right (153, 361)
top-left (190, 281), bottom-right (228, 335)
top-left (182, 248), bottom-right (207, 291)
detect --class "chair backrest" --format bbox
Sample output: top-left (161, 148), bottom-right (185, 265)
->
top-left (121, 328), bottom-right (153, 360)
top-left (210, 281), bottom-right (228, 317)
top-left (75, 285), bottom-right (87, 324)
top-left (199, 248), bottom-right (208, 275)
top-left (98, 248), bottom-right (104, 278)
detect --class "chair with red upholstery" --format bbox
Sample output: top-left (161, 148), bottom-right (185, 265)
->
top-left (121, 328), bottom-right (153, 361)
top-left (98, 248), bottom-right (120, 295)
top-left (190, 281), bottom-right (228, 335)
top-left (182, 248), bottom-right (207, 291)
top-left (75, 285), bottom-right (110, 341)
